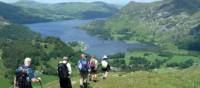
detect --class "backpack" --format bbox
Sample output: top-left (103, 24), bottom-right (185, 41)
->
top-left (101, 60), bottom-right (108, 68)
top-left (58, 63), bottom-right (69, 79)
top-left (16, 66), bottom-right (31, 88)
top-left (90, 60), bottom-right (96, 69)
top-left (78, 59), bottom-right (88, 73)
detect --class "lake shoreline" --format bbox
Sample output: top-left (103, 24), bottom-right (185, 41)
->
top-left (26, 19), bottom-right (154, 57)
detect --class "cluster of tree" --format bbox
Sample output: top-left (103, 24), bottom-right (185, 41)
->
top-left (166, 59), bottom-right (194, 69)
top-left (184, 24), bottom-right (200, 51)
top-left (128, 57), bottom-right (168, 71)
top-left (109, 54), bottom-right (194, 72)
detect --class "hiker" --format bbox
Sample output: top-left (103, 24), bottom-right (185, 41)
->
top-left (15, 57), bottom-right (41, 88)
top-left (58, 56), bottom-right (72, 88)
top-left (78, 54), bottom-right (89, 88)
top-left (88, 55), bottom-right (98, 82)
top-left (101, 55), bottom-right (110, 80)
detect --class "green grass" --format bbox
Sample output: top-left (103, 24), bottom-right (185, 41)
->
top-left (166, 55), bottom-right (200, 64)
top-left (0, 54), bottom-right (10, 88)
top-left (32, 75), bottom-right (58, 88)
top-left (43, 66), bottom-right (200, 88)
top-left (89, 66), bottom-right (200, 88)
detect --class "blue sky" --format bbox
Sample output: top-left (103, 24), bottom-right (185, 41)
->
top-left (0, 0), bottom-right (160, 5)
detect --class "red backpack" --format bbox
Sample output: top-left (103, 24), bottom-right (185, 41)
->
top-left (90, 60), bottom-right (96, 68)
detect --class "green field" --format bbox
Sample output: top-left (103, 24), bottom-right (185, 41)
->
top-left (0, 50), bottom-right (10, 88)
top-left (37, 65), bottom-right (200, 88)
top-left (125, 50), bottom-right (200, 65)
top-left (90, 67), bottom-right (200, 88)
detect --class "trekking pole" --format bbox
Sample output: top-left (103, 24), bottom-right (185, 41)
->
top-left (39, 80), bottom-right (43, 88)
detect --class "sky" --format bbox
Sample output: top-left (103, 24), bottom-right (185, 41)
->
top-left (0, 0), bottom-right (160, 5)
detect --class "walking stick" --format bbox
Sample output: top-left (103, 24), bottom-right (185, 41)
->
top-left (39, 80), bottom-right (43, 88)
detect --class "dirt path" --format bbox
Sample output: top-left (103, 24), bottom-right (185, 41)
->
top-left (44, 80), bottom-right (77, 88)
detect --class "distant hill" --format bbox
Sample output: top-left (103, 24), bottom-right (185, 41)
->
top-left (0, 1), bottom-right (50, 23)
top-left (81, 0), bottom-right (200, 51)
top-left (13, 0), bottom-right (118, 20)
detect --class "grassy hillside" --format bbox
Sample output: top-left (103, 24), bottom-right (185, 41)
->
top-left (13, 0), bottom-right (118, 21)
top-left (81, 0), bottom-right (200, 51)
top-left (89, 66), bottom-right (200, 88)
top-left (38, 65), bottom-right (200, 88)
top-left (0, 50), bottom-right (10, 88)
top-left (79, 0), bottom-right (200, 71)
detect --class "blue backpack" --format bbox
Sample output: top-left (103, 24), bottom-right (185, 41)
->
top-left (78, 59), bottom-right (88, 73)
top-left (16, 66), bottom-right (31, 88)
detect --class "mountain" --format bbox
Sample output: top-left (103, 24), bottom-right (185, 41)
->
top-left (0, 1), bottom-right (49, 23)
top-left (157, 0), bottom-right (200, 14)
top-left (13, 0), bottom-right (118, 20)
top-left (81, 0), bottom-right (200, 51)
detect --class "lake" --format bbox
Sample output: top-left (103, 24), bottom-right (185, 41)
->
top-left (26, 19), bottom-right (151, 57)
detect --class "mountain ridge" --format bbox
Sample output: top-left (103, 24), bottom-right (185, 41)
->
top-left (81, 0), bottom-right (200, 51)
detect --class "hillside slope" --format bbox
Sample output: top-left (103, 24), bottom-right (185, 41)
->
top-left (81, 0), bottom-right (200, 50)
top-left (0, 1), bottom-right (49, 23)
top-left (43, 66), bottom-right (200, 88)
top-left (13, 0), bottom-right (118, 20)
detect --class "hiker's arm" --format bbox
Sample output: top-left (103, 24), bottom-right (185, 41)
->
top-left (31, 78), bottom-right (40, 83)
top-left (28, 68), bottom-right (40, 83)
top-left (67, 63), bottom-right (72, 75)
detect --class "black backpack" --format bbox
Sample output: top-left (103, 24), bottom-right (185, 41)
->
top-left (16, 66), bottom-right (31, 88)
top-left (58, 63), bottom-right (69, 79)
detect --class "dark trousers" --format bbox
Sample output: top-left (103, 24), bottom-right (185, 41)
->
top-left (17, 82), bottom-right (32, 88)
top-left (59, 78), bottom-right (72, 88)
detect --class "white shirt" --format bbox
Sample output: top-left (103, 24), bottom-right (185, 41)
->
top-left (101, 60), bottom-right (108, 68)
top-left (63, 61), bottom-right (72, 75)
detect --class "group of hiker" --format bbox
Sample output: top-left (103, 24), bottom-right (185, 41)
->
top-left (14, 53), bottom-right (110, 88)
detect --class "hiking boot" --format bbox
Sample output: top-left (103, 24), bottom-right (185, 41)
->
top-left (80, 85), bottom-right (84, 88)
top-left (93, 80), bottom-right (97, 82)
top-left (83, 83), bottom-right (87, 88)
top-left (103, 77), bottom-right (106, 80)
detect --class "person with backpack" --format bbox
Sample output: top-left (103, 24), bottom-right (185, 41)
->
top-left (57, 56), bottom-right (72, 88)
top-left (78, 54), bottom-right (89, 88)
top-left (15, 57), bottom-right (41, 88)
top-left (88, 55), bottom-right (98, 82)
top-left (101, 55), bottom-right (110, 80)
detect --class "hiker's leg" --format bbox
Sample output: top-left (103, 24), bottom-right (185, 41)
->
top-left (94, 70), bottom-right (97, 80)
top-left (83, 73), bottom-right (88, 88)
top-left (105, 71), bottom-right (108, 78)
top-left (67, 78), bottom-right (72, 88)
top-left (60, 78), bottom-right (65, 88)
top-left (83, 73), bottom-right (87, 83)
top-left (80, 76), bottom-right (83, 86)
top-left (63, 78), bottom-right (68, 88)
top-left (59, 79), bottom-right (62, 88)
top-left (94, 73), bottom-right (97, 80)
top-left (91, 72), bottom-right (94, 80)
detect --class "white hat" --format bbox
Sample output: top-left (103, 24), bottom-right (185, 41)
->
top-left (24, 57), bottom-right (32, 62)
top-left (63, 56), bottom-right (68, 60)
top-left (103, 55), bottom-right (108, 59)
